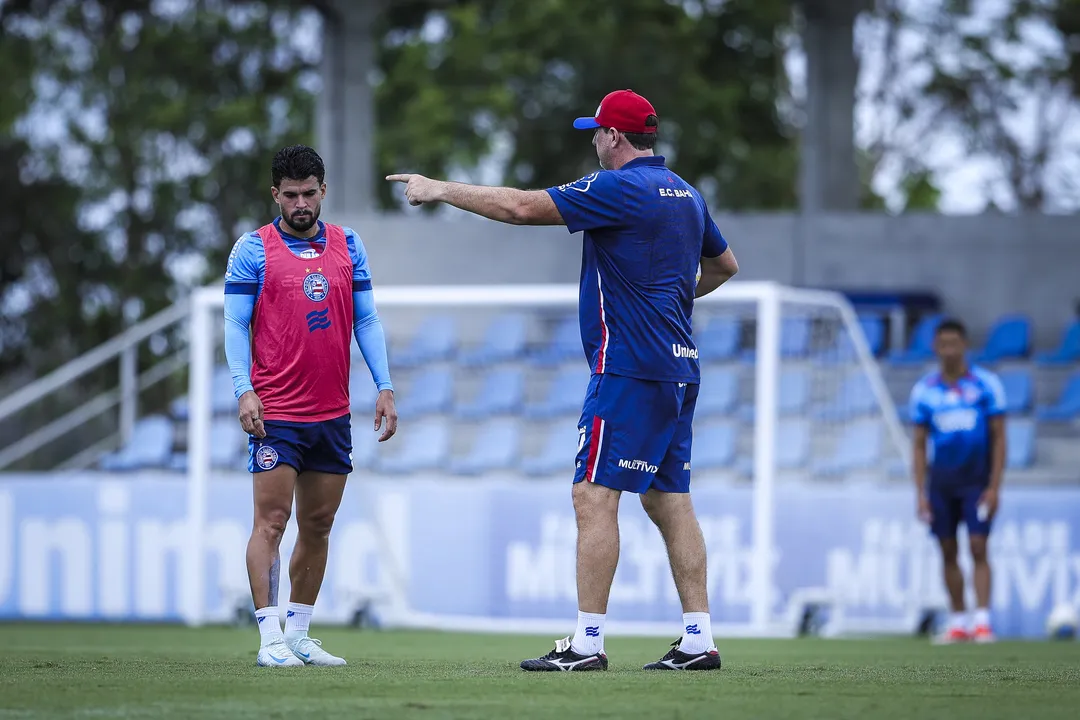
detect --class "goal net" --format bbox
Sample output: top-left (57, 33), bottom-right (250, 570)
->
top-left (184, 281), bottom-right (915, 637)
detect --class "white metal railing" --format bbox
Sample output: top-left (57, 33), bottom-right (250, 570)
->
top-left (0, 300), bottom-right (192, 470)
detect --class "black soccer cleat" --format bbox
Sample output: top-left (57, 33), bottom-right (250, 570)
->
top-left (520, 636), bottom-right (608, 672)
top-left (643, 637), bottom-right (722, 671)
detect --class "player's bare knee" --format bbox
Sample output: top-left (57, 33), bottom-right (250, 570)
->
top-left (255, 506), bottom-right (290, 541)
top-left (299, 508), bottom-right (336, 540)
top-left (969, 536), bottom-right (989, 563)
top-left (939, 539), bottom-right (960, 565)
top-left (572, 482), bottom-right (619, 524)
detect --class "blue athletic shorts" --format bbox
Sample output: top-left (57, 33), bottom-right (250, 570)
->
top-left (928, 482), bottom-right (991, 539)
top-left (574, 373), bottom-right (699, 494)
top-left (248, 413), bottom-right (352, 475)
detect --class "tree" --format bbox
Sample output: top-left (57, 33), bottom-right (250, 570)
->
top-left (373, 0), bottom-right (800, 211)
top-left (858, 0), bottom-right (1080, 213)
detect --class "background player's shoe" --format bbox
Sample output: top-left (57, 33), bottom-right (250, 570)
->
top-left (643, 638), bottom-right (722, 671)
top-left (520, 636), bottom-right (607, 671)
top-left (286, 636), bottom-right (347, 666)
top-left (933, 627), bottom-right (970, 645)
top-left (257, 638), bottom-right (305, 667)
top-left (972, 625), bottom-right (996, 644)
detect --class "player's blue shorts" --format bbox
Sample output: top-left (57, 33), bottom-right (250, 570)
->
top-left (928, 482), bottom-right (992, 539)
top-left (248, 413), bottom-right (352, 476)
top-left (574, 373), bottom-right (699, 494)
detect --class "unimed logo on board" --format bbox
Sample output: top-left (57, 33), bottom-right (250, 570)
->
top-left (0, 485), bottom-right (410, 621)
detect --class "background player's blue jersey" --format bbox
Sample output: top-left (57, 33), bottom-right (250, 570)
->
top-left (545, 156), bottom-right (728, 384)
top-left (909, 367), bottom-right (1006, 487)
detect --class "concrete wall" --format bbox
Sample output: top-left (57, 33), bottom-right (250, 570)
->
top-left (336, 212), bottom-right (1080, 346)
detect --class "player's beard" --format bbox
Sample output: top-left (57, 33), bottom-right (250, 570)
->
top-left (284, 205), bottom-right (320, 234)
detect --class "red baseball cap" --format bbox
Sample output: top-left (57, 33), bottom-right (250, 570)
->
top-left (573, 89), bottom-right (658, 134)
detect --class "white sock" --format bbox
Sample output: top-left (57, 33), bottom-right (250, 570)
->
top-left (949, 611), bottom-right (969, 631)
top-left (284, 602), bottom-right (314, 641)
top-left (570, 611), bottom-right (605, 655)
top-left (680, 612), bottom-right (715, 654)
top-left (973, 607), bottom-right (991, 628)
top-left (255, 606), bottom-right (282, 646)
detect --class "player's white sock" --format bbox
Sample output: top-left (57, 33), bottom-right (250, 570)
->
top-left (570, 611), bottom-right (606, 656)
top-left (949, 611), bottom-right (969, 632)
top-left (255, 606), bottom-right (283, 646)
top-left (680, 612), bottom-right (715, 654)
top-left (284, 602), bottom-right (314, 642)
top-left (973, 607), bottom-right (991, 628)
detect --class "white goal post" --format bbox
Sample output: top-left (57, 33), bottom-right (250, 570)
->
top-left (184, 281), bottom-right (912, 635)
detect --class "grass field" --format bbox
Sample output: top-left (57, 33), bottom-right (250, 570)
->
top-left (2, 625), bottom-right (1079, 719)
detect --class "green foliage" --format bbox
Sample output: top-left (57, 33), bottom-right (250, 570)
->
top-left (374, 0), bottom-right (799, 210)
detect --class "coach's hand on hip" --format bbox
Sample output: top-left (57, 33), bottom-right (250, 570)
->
top-left (386, 173), bottom-right (442, 206)
top-left (375, 389), bottom-right (398, 442)
top-left (238, 390), bottom-right (266, 439)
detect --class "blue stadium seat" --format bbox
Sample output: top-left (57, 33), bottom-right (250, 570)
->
top-left (737, 419), bottom-right (810, 477)
top-left (1035, 373), bottom-right (1080, 422)
top-left (350, 423), bottom-right (380, 470)
top-left (349, 371), bottom-right (379, 410)
top-left (393, 316), bottom-right (458, 368)
top-left (696, 316), bottom-right (741, 362)
top-left (531, 315), bottom-right (582, 366)
top-left (971, 314), bottom-right (1030, 363)
top-left (888, 313), bottom-right (942, 365)
top-left (1006, 419), bottom-right (1036, 469)
top-left (458, 314), bottom-right (529, 367)
top-left (1035, 320), bottom-right (1080, 366)
top-left (524, 366), bottom-right (590, 419)
top-left (520, 422), bottom-right (580, 477)
top-left (998, 369), bottom-right (1032, 414)
top-left (170, 364), bottom-right (236, 420)
top-left (812, 372), bottom-right (876, 421)
top-left (811, 420), bottom-right (882, 477)
top-left (396, 367), bottom-right (454, 418)
top-left (741, 318), bottom-right (811, 362)
top-left (690, 422), bottom-right (738, 471)
top-left (210, 417), bottom-right (247, 469)
top-left (450, 420), bottom-right (521, 475)
top-left (376, 418), bottom-right (450, 474)
top-left (99, 415), bottom-right (174, 471)
top-left (817, 315), bottom-right (885, 362)
top-left (696, 366), bottom-right (740, 417)
top-left (739, 367), bottom-right (810, 420)
top-left (456, 368), bottom-right (525, 419)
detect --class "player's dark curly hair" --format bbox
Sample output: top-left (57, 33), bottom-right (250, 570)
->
top-left (272, 145), bottom-right (325, 187)
top-left (623, 114), bottom-right (659, 151)
top-left (935, 318), bottom-right (968, 338)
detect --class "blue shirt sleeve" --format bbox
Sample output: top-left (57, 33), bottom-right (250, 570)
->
top-left (702, 206), bottom-right (729, 258)
top-left (344, 226), bottom-right (373, 291)
top-left (909, 381), bottom-right (932, 426)
top-left (224, 232), bottom-right (263, 295)
top-left (977, 369), bottom-right (1007, 416)
top-left (223, 293), bottom-right (255, 399)
top-left (353, 290), bottom-right (393, 392)
top-left (545, 171), bottom-right (626, 234)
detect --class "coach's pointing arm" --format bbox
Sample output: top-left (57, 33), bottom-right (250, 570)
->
top-left (385, 174), bottom-right (565, 226)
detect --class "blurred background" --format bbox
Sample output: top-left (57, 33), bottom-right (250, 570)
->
top-left (0, 0), bottom-right (1078, 640)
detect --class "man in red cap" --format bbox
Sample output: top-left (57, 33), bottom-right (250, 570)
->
top-left (388, 89), bottom-right (739, 672)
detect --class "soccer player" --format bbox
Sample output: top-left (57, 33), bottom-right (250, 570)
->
top-left (909, 318), bottom-right (1007, 644)
top-left (388, 90), bottom-right (739, 671)
top-left (224, 145), bottom-right (398, 667)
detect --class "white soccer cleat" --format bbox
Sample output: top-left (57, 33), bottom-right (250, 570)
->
top-left (257, 638), bottom-right (305, 667)
top-left (287, 636), bottom-right (347, 666)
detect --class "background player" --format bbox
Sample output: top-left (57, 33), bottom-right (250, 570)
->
top-left (224, 145), bottom-right (397, 667)
top-left (910, 318), bottom-right (1006, 644)
top-left (387, 89), bottom-right (739, 671)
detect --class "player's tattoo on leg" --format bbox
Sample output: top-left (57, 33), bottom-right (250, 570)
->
top-left (268, 554), bottom-right (280, 608)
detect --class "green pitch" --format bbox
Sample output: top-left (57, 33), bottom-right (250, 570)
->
top-left (3, 625), bottom-right (1079, 719)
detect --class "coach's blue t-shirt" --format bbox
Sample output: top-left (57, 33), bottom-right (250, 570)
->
top-left (909, 367), bottom-right (1006, 487)
top-left (545, 156), bottom-right (728, 384)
